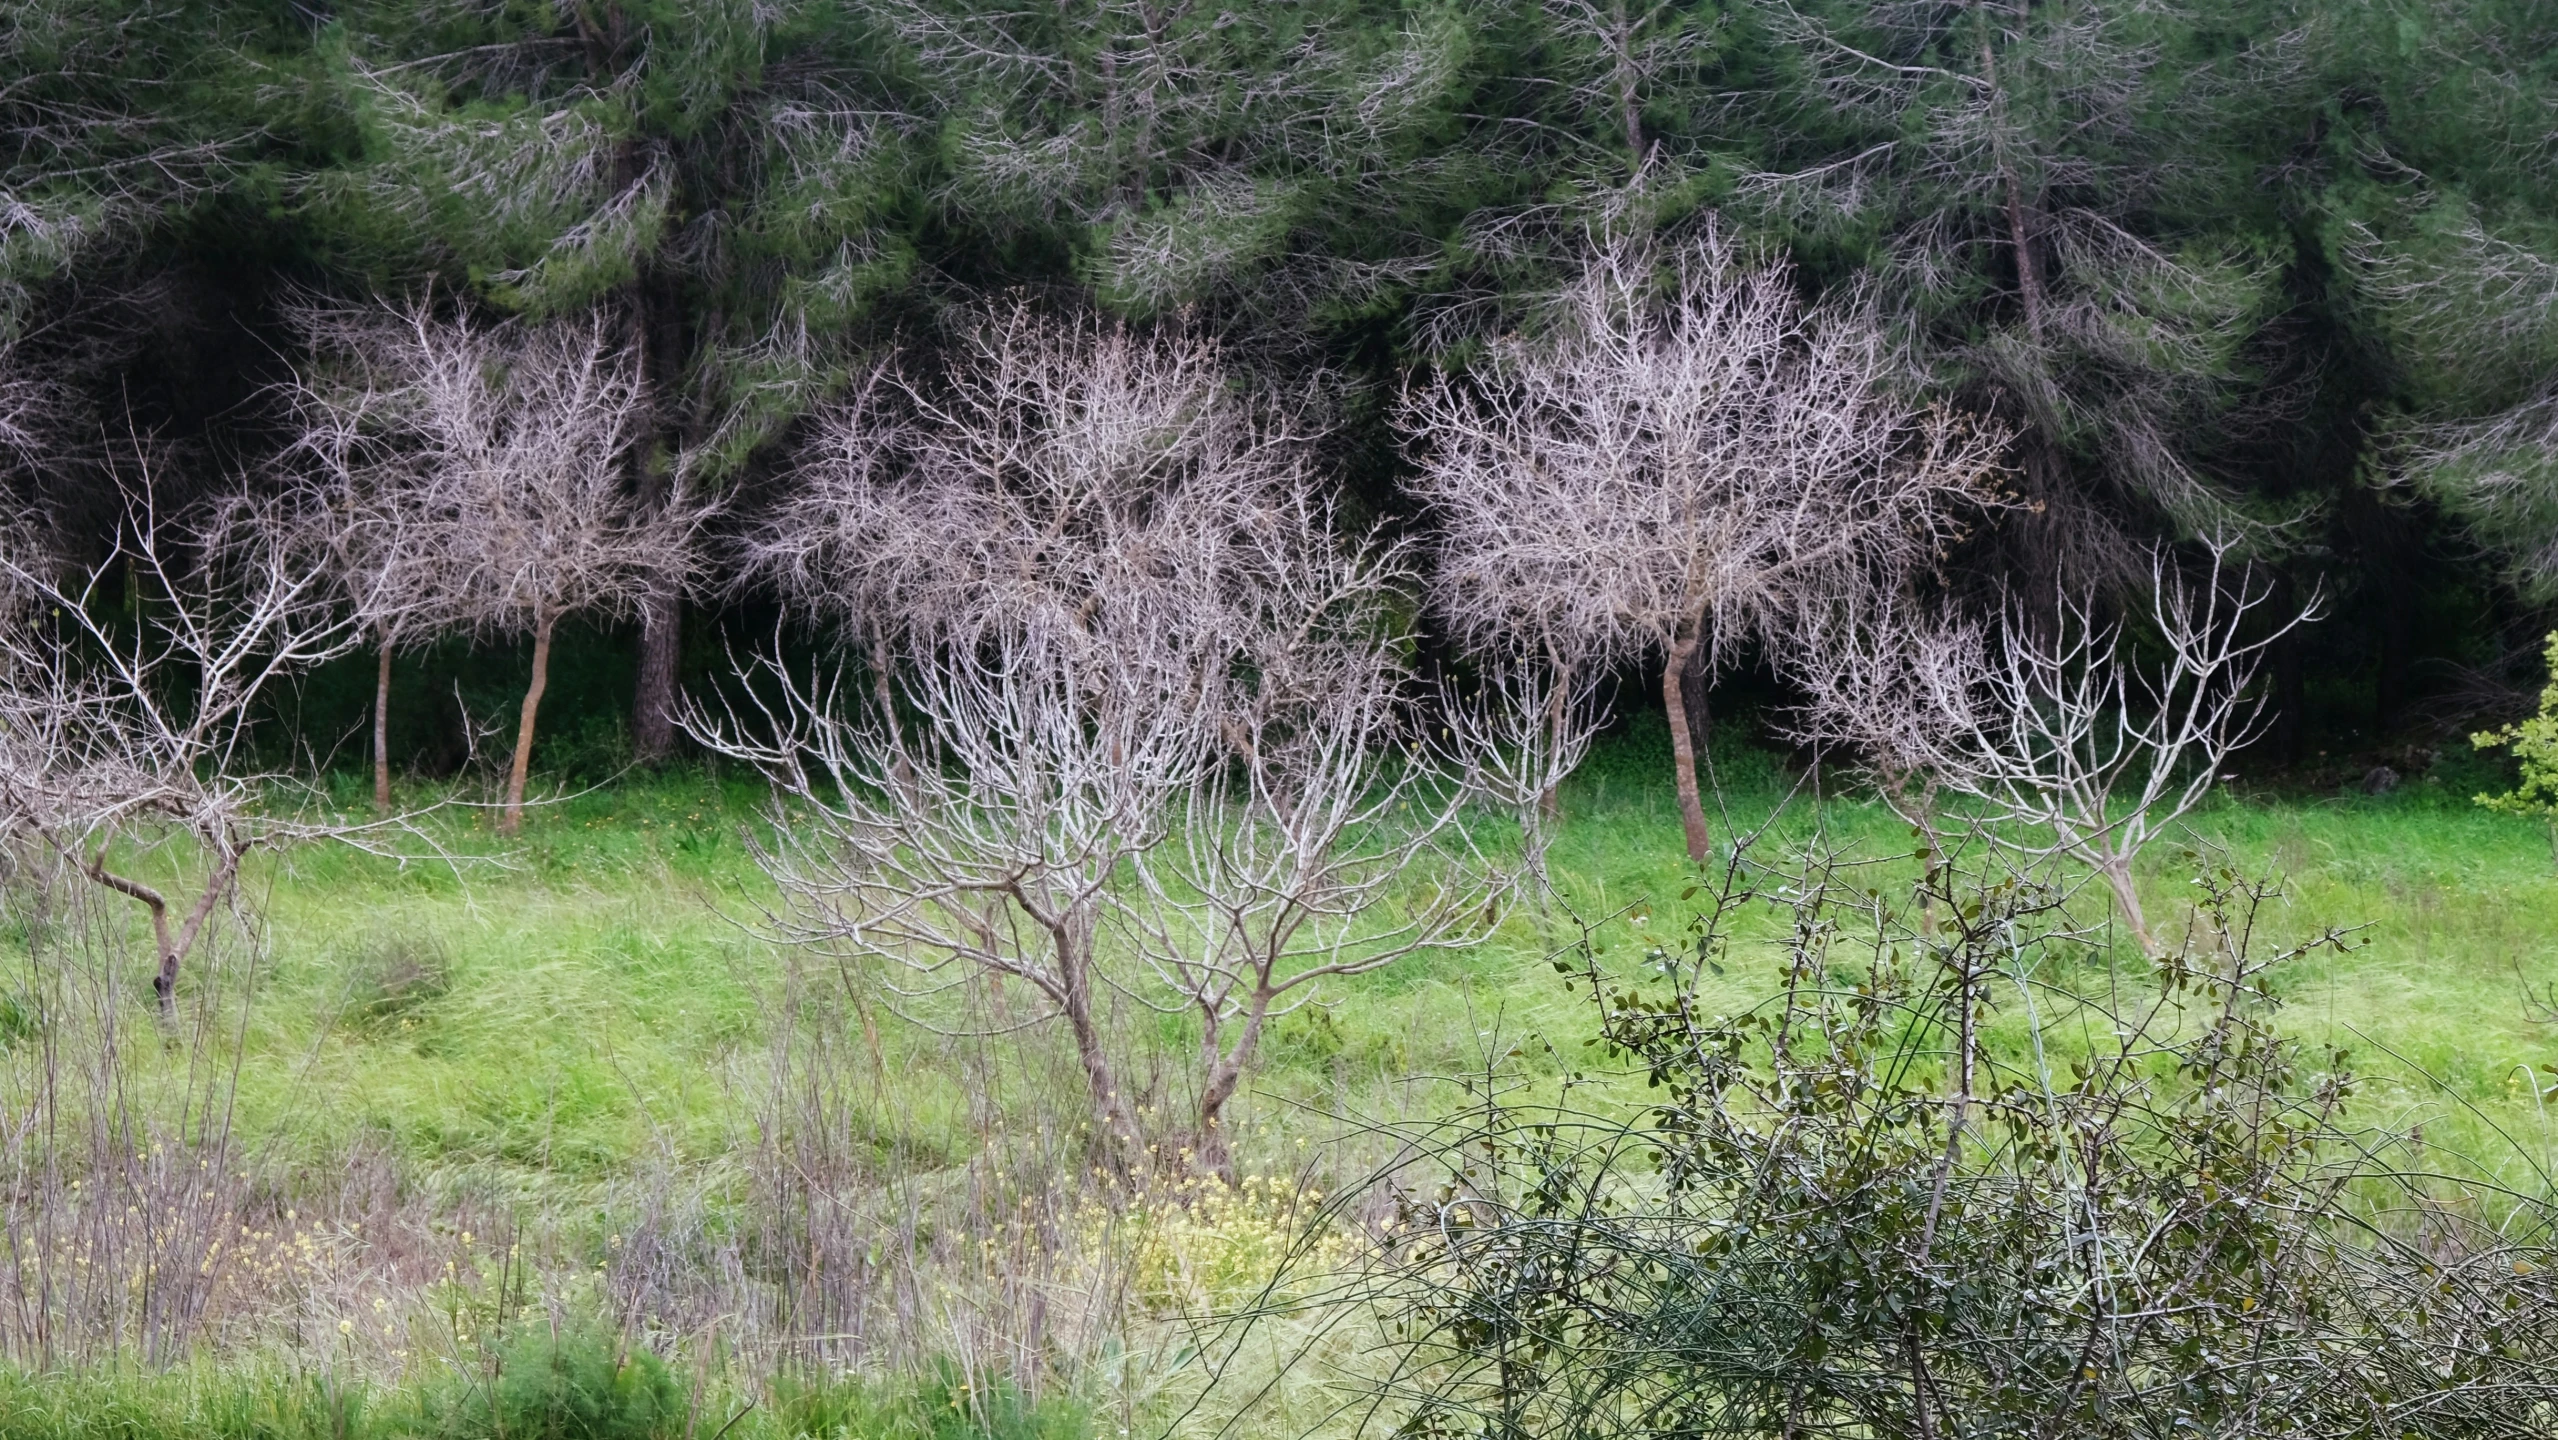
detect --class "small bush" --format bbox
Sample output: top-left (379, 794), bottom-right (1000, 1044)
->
top-left (417, 1327), bottom-right (684, 1440)
top-left (341, 935), bottom-right (452, 1029)
top-left (1340, 841), bottom-right (2558, 1439)
top-left (2476, 630), bottom-right (2558, 847)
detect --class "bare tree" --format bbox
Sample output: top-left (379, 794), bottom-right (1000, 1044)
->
top-left (1794, 546), bottom-right (2316, 953)
top-left (292, 303), bottom-right (697, 835)
top-left (1405, 230), bottom-right (2009, 862)
top-left (0, 477), bottom-right (429, 1014)
top-left (1127, 527), bottom-right (1509, 1178)
top-left (751, 301), bottom-right (1308, 660)
top-left (714, 308), bottom-right (1517, 1175)
top-left (1437, 657), bottom-right (1603, 890)
top-left (269, 302), bottom-right (481, 813)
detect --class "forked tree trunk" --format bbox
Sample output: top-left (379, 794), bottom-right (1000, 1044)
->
top-left (1192, 1001), bottom-right (1272, 1182)
top-left (373, 634), bottom-right (394, 814)
top-left (2100, 856), bottom-right (2154, 956)
top-left (500, 612), bottom-right (555, 837)
top-left (1661, 631), bottom-right (1713, 863)
top-left (84, 841), bottom-right (242, 1019)
top-left (633, 590), bottom-right (679, 764)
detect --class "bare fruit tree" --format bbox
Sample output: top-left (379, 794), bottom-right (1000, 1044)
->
top-left (1129, 524), bottom-right (1507, 1177)
top-left (294, 303), bottom-right (697, 835)
top-left (270, 300), bottom-right (478, 813)
top-left (711, 307), bottom-right (1515, 1174)
top-left (0, 480), bottom-right (408, 1014)
top-left (750, 302), bottom-right (1300, 662)
top-left (1404, 230), bottom-right (2009, 862)
top-left (1794, 546), bottom-right (2316, 954)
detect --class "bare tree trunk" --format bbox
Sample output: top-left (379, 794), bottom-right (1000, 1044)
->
top-left (1053, 917), bottom-right (1145, 1172)
top-left (1662, 633), bottom-right (1713, 863)
top-left (1611, 1), bottom-right (1646, 163)
top-left (1192, 1003), bottom-right (1269, 1182)
top-left (2001, 164), bottom-right (2043, 344)
top-left (633, 591), bottom-right (678, 763)
top-left (85, 841), bottom-right (241, 1018)
top-left (2102, 856), bottom-right (2153, 956)
top-left (1060, 971), bottom-right (1145, 1174)
top-left (373, 634), bottom-right (394, 814)
top-left (501, 613), bottom-right (555, 837)
top-left (1977, 35), bottom-right (2043, 345)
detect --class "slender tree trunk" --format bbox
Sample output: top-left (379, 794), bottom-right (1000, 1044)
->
top-left (1679, 639), bottom-right (1713, 758)
top-left (1054, 919), bottom-right (1145, 1173)
top-left (85, 840), bottom-right (241, 1019)
top-left (2102, 855), bottom-right (2153, 956)
top-left (1981, 38), bottom-right (2043, 344)
top-left (2001, 163), bottom-right (2043, 344)
top-left (1192, 1001), bottom-right (1269, 1182)
top-left (501, 613), bottom-right (555, 837)
top-left (1662, 631), bottom-right (1713, 863)
top-left (1611, 2), bottom-right (1646, 163)
top-left (373, 634), bottom-right (395, 814)
top-left (1062, 985), bottom-right (1145, 1174)
top-left (633, 591), bottom-right (678, 763)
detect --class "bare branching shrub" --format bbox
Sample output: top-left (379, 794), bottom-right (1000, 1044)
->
top-left (1324, 840), bottom-right (2558, 1439)
top-left (1796, 545), bottom-right (2315, 953)
top-left (751, 302), bottom-right (1311, 669)
top-left (710, 308), bottom-right (1520, 1177)
top-left (0, 482), bottom-right (414, 1012)
top-left (1404, 230), bottom-right (2008, 862)
top-left (282, 300), bottom-right (700, 835)
top-left (0, 868), bottom-right (253, 1367)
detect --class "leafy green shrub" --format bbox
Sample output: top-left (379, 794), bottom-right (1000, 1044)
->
top-left (417, 1328), bottom-right (684, 1440)
top-left (1341, 842), bottom-right (2558, 1439)
top-left (2475, 631), bottom-right (2558, 838)
top-left (341, 935), bottom-right (452, 1029)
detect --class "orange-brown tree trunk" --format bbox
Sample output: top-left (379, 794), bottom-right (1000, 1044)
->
top-left (1662, 632), bottom-right (1712, 863)
top-left (373, 634), bottom-right (394, 814)
top-left (500, 613), bottom-right (554, 836)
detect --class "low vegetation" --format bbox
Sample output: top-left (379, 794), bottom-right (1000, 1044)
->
top-left (0, 716), bottom-right (2550, 1435)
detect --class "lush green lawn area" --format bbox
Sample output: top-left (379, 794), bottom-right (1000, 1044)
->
top-left (130, 720), bottom-right (2558, 1210)
top-left (14, 722), bottom-right (2558, 1435)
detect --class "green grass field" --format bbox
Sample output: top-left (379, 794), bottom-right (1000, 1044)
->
top-left (7, 718), bottom-right (2558, 1436)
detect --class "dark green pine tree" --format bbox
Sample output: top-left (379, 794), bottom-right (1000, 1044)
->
top-left (1731, 0), bottom-right (2310, 596)
top-left (2316, 0), bottom-right (2558, 606)
top-left (879, 0), bottom-right (1492, 335)
top-left (0, 1), bottom-right (300, 493)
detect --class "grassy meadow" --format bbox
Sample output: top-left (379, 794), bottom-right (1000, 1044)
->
top-left (6, 717), bottom-right (2558, 1436)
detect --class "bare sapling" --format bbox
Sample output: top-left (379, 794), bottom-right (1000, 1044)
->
top-left (1436, 653), bottom-right (1602, 892)
top-left (1794, 544), bottom-right (2317, 953)
top-left (301, 302), bottom-right (696, 835)
top-left (1127, 517), bottom-right (1513, 1178)
top-left (270, 301), bottom-right (481, 812)
top-left (1405, 228), bottom-right (2008, 862)
top-left (0, 477), bottom-right (442, 1014)
top-left (692, 625), bottom-right (1222, 1169)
